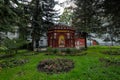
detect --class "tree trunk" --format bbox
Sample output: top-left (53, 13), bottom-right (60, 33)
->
top-left (31, 0), bottom-right (39, 51)
top-left (110, 33), bottom-right (113, 46)
top-left (32, 32), bottom-right (35, 51)
top-left (85, 33), bottom-right (87, 49)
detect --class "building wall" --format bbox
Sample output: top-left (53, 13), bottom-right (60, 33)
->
top-left (7, 32), bottom-right (19, 39)
top-left (0, 27), bottom-right (19, 40)
top-left (39, 36), bottom-right (48, 47)
top-left (75, 38), bottom-right (85, 49)
top-left (48, 28), bottom-right (75, 48)
top-left (7, 27), bottom-right (19, 39)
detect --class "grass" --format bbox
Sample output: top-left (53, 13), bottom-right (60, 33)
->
top-left (0, 46), bottom-right (120, 80)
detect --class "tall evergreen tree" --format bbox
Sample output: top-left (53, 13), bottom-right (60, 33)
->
top-left (72, 0), bottom-right (102, 47)
top-left (31, 0), bottom-right (59, 50)
top-left (0, 0), bottom-right (19, 44)
top-left (103, 0), bottom-right (120, 43)
top-left (104, 0), bottom-right (120, 26)
top-left (72, 0), bottom-right (101, 33)
top-left (0, 0), bottom-right (18, 32)
top-left (42, 0), bottom-right (60, 25)
top-left (14, 0), bottom-right (31, 40)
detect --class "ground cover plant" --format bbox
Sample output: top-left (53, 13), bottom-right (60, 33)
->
top-left (0, 46), bottom-right (120, 80)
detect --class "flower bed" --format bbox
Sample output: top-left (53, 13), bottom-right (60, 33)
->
top-left (102, 49), bottom-right (120, 55)
top-left (37, 58), bottom-right (74, 74)
top-left (0, 58), bottom-right (29, 68)
top-left (99, 57), bottom-right (120, 66)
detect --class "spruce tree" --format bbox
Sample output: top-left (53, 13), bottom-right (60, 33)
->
top-left (0, 0), bottom-right (19, 44)
top-left (72, 0), bottom-right (102, 47)
top-left (0, 0), bottom-right (18, 32)
top-left (31, 0), bottom-right (59, 50)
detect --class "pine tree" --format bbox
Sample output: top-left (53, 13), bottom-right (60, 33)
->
top-left (72, 0), bottom-right (101, 33)
top-left (31, 0), bottom-right (59, 50)
top-left (0, 0), bottom-right (18, 32)
top-left (42, 0), bottom-right (60, 25)
top-left (72, 0), bottom-right (102, 48)
top-left (103, 0), bottom-right (120, 44)
top-left (0, 0), bottom-right (19, 44)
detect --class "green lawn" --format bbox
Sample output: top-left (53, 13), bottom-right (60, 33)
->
top-left (0, 46), bottom-right (120, 80)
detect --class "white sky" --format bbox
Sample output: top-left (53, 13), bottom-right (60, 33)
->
top-left (26, 0), bottom-right (32, 2)
top-left (54, 0), bottom-right (69, 15)
top-left (27, 0), bottom-right (67, 3)
top-left (25, 0), bottom-right (66, 3)
top-left (54, 4), bottom-right (64, 15)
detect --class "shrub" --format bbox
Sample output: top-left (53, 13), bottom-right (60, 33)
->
top-left (52, 48), bottom-right (60, 54)
top-left (45, 48), bottom-right (87, 56)
top-left (46, 48), bottom-right (61, 55)
top-left (71, 48), bottom-right (79, 54)
top-left (2, 38), bottom-right (28, 54)
top-left (37, 58), bottom-right (74, 74)
top-left (66, 48), bottom-right (72, 54)
top-left (80, 47), bottom-right (87, 51)
top-left (46, 47), bottom-right (52, 54)
top-left (0, 46), bottom-right (7, 52)
top-left (68, 48), bottom-right (78, 54)
top-left (65, 48), bottom-right (83, 55)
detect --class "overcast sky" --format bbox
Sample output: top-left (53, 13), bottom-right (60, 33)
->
top-left (54, 0), bottom-right (71, 16)
top-left (13, 0), bottom-right (67, 15)
top-left (55, 0), bottom-right (66, 3)
top-left (27, 0), bottom-right (66, 3)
